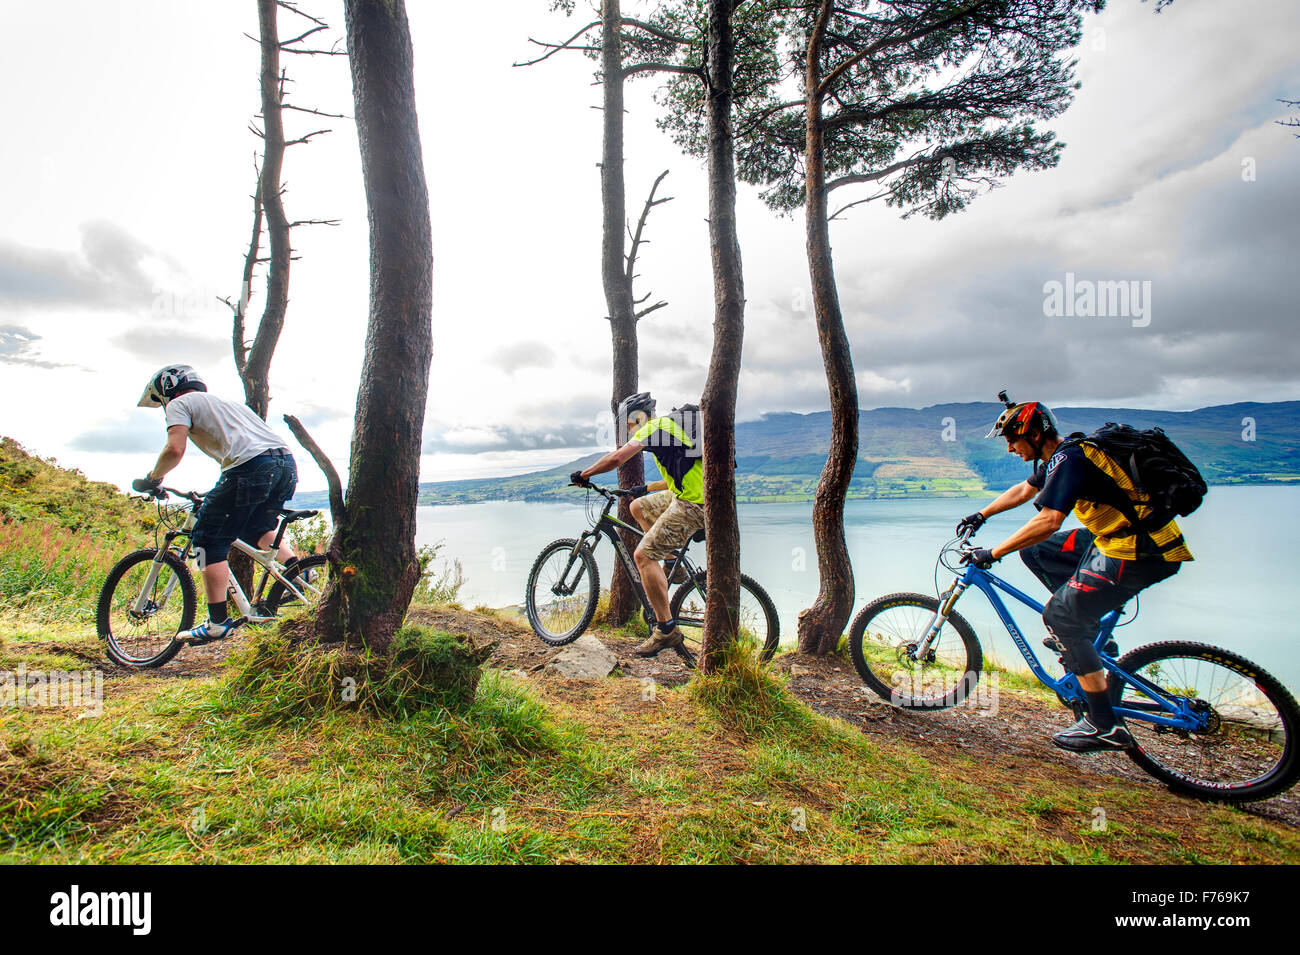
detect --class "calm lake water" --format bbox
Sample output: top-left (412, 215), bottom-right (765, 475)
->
top-left (415, 485), bottom-right (1299, 691)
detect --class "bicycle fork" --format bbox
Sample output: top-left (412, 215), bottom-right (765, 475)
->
top-left (914, 576), bottom-right (970, 660)
top-left (130, 550), bottom-right (183, 617)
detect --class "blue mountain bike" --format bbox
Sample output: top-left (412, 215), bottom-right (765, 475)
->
top-left (848, 529), bottom-right (1300, 802)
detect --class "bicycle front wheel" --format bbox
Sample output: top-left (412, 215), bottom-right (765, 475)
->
top-left (97, 549), bottom-right (196, 668)
top-left (669, 572), bottom-right (781, 663)
top-left (848, 593), bottom-right (983, 709)
top-left (263, 554), bottom-right (332, 616)
top-left (1113, 641), bottom-right (1300, 802)
top-left (525, 539), bottom-right (599, 646)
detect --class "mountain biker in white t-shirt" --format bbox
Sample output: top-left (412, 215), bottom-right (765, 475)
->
top-left (134, 364), bottom-right (298, 643)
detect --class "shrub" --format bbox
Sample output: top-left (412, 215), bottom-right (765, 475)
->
top-left (218, 621), bottom-right (493, 723)
top-left (0, 519), bottom-right (119, 620)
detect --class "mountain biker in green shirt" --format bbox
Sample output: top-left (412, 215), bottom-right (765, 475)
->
top-left (572, 392), bottom-right (704, 657)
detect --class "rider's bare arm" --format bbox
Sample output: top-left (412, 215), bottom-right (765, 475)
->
top-left (580, 440), bottom-right (644, 480)
top-left (148, 425), bottom-right (189, 482)
top-left (646, 480), bottom-right (667, 492)
top-left (991, 507), bottom-right (1066, 559)
top-left (980, 480), bottom-right (1037, 519)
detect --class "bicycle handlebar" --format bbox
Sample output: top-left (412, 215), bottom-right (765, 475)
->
top-left (134, 486), bottom-right (203, 506)
top-left (571, 480), bottom-right (632, 499)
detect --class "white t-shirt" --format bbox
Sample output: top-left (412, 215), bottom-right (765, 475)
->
top-left (164, 391), bottom-right (288, 471)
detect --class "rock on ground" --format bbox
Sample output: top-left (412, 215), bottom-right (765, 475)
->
top-left (546, 634), bottom-right (617, 680)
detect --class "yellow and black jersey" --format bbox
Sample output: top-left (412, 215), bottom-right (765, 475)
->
top-left (1028, 441), bottom-right (1193, 562)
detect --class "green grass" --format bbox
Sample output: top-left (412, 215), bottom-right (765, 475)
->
top-left (2, 636), bottom-right (1297, 864)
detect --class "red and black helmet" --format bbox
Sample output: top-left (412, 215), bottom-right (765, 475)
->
top-left (986, 395), bottom-right (1059, 440)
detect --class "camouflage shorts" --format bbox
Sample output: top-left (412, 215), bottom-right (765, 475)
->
top-left (637, 490), bottom-right (706, 560)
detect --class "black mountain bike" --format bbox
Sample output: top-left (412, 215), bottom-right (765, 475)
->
top-left (524, 483), bottom-right (780, 666)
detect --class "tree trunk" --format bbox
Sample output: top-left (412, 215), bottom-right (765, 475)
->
top-left (315, 0), bottom-right (433, 653)
top-left (242, 0), bottom-right (292, 421)
top-left (796, 0), bottom-right (859, 656)
top-left (699, 0), bottom-right (745, 673)
top-left (600, 0), bottom-right (644, 626)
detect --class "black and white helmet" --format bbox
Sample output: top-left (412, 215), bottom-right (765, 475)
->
top-left (615, 391), bottom-right (656, 442)
top-left (137, 364), bottom-right (204, 408)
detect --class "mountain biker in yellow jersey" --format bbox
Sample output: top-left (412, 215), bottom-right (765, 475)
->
top-left (572, 392), bottom-right (704, 657)
top-left (956, 397), bottom-right (1193, 752)
top-left (133, 365), bottom-right (299, 643)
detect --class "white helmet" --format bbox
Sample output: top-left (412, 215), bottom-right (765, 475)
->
top-left (138, 364), bottom-right (204, 407)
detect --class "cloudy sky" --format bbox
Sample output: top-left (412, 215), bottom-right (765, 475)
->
top-left (1, 0), bottom-right (1297, 493)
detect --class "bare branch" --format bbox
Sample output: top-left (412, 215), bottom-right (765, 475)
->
top-left (281, 45), bottom-right (345, 56)
top-left (513, 20), bottom-right (601, 68)
top-left (288, 217), bottom-right (341, 228)
top-left (282, 102), bottom-right (348, 119)
top-left (276, 0), bottom-right (326, 28)
top-left (228, 162), bottom-right (264, 376)
top-left (284, 414), bottom-right (345, 526)
top-left (626, 169), bottom-right (672, 284)
top-left (280, 24), bottom-right (326, 47)
top-left (635, 300), bottom-right (668, 320)
top-left (285, 128), bottom-right (331, 146)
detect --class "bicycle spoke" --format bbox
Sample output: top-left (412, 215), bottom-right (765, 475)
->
top-left (1121, 652), bottom-right (1291, 792)
top-left (106, 560), bottom-right (187, 662)
top-left (526, 542), bottom-right (598, 644)
top-left (859, 603), bottom-right (972, 704)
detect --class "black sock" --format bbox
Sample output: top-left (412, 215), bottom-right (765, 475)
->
top-left (209, 601), bottom-right (229, 624)
top-left (657, 619), bottom-right (675, 634)
top-left (1085, 689), bottom-right (1117, 729)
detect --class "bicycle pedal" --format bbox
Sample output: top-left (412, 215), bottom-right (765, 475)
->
top-left (674, 644), bottom-right (697, 669)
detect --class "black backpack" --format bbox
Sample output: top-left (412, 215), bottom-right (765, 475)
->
top-left (1064, 423), bottom-right (1207, 524)
top-left (668, 403), bottom-right (701, 446)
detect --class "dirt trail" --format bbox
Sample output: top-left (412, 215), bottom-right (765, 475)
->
top-left (100, 604), bottom-right (1300, 828)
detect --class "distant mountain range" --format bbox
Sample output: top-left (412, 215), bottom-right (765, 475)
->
top-left (291, 400), bottom-right (1300, 508)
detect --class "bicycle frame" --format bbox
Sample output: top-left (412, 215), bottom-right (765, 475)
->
top-left (129, 494), bottom-right (315, 625)
top-left (556, 488), bottom-right (702, 626)
top-left (924, 560), bottom-right (1209, 733)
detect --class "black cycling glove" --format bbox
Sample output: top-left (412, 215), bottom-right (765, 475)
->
top-left (570, 470), bottom-right (589, 487)
top-left (132, 475), bottom-right (160, 494)
top-left (956, 511), bottom-right (986, 536)
top-left (629, 484), bottom-right (648, 499)
top-left (961, 547), bottom-right (998, 569)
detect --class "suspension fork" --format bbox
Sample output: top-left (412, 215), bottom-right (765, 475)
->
top-left (915, 575), bottom-right (970, 658)
top-left (129, 532), bottom-right (189, 615)
top-left (553, 531), bottom-right (601, 595)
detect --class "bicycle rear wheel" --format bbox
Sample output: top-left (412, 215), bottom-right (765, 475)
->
top-left (525, 539), bottom-right (600, 646)
top-left (263, 554), bottom-right (332, 616)
top-left (848, 593), bottom-right (982, 709)
top-left (1112, 641), bottom-right (1300, 802)
top-left (97, 549), bottom-right (195, 668)
top-left (669, 572), bottom-right (781, 663)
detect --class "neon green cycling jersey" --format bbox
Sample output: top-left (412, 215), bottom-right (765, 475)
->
top-left (632, 416), bottom-right (703, 504)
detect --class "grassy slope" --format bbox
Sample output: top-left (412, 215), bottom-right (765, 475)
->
top-left (0, 437), bottom-right (152, 538)
top-left (2, 632), bottom-right (1296, 864)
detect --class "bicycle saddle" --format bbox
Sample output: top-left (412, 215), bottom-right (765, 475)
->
top-left (279, 508), bottom-right (319, 523)
top-left (690, 529), bottom-right (705, 543)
